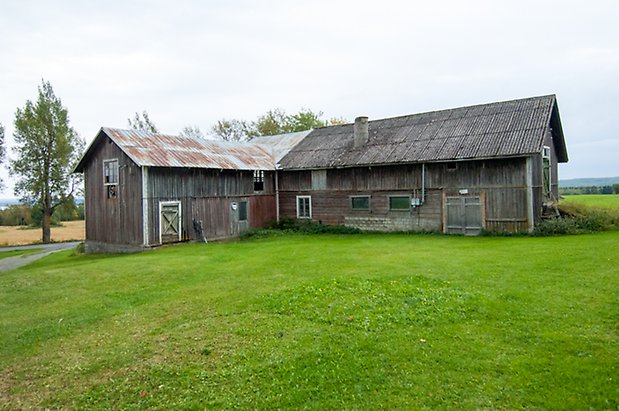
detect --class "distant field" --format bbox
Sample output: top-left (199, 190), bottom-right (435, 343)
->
top-left (0, 220), bottom-right (85, 246)
top-left (1, 232), bottom-right (617, 409)
top-left (562, 194), bottom-right (619, 209)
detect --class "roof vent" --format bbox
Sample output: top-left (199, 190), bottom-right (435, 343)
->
top-left (353, 116), bottom-right (369, 148)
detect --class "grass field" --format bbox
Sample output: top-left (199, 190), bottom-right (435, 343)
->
top-left (0, 220), bottom-right (85, 246)
top-left (562, 194), bottom-right (619, 209)
top-left (1, 232), bottom-right (617, 409)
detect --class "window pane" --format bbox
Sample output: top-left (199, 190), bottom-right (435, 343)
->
top-left (104, 160), bottom-right (119, 185)
top-left (239, 201), bottom-right (248, 221)
top-left (389, 196), bottom-right (410, 210)
top-left (351, 196), bottom-right (369, 210)
top-left (297, 197), bottom-right (310, 218)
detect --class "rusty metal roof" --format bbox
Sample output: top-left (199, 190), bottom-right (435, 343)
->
top-left (75, 127), bottom-right (308, 172)
top-left (279, 95), bottom-right (568, 170)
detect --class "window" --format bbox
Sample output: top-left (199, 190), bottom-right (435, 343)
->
top-left (238, 201), bottom-right (248, 221)
top-left (296, 196), bottom-right (312, 219)
top-left (447, 162), bottom-right (457, 171)
top-left (542, 146), bottom-right (551, 197)
top-left (103, 159), bottom-right (119, 199)
top-left (351, 195), bottom-right (370, 210)
top-left (103, 159), bottom-right (119, 185)
top-left (389, 195), bottom-right (411, 211)
top-left (253, 170), bottom-right (264, 191)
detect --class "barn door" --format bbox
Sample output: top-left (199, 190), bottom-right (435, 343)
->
top-left (160, 201), bottom-right (181, 243)
top-left (446, 196), bottom-right (482, 235)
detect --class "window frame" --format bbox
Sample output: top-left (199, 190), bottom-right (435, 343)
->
top-left (542, 145), bottom-right (551, 196)
top-left (253, 170), bottom-right (265, 191)
top-left (350, 195), bottom-right (371, 211)
top-left (103, 159), bottom-right (119, 186)
top-left (388, 195), bottom-right (411, 211)
top-left (238, 200), bottom-right (248, 222)
top-left (296, 195), bottom-right (312, 219)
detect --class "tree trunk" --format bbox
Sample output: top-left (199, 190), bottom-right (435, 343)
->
top-left (42, 211), bottom-right (52, 243)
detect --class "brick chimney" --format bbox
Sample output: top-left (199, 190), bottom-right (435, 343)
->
top-left (353, 116), bottom-right (369, 148)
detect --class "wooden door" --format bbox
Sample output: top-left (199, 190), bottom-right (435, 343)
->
top-left (446, 196), bottom-right (482, 235)
top-left (160, 202), bottom-right (181, 243)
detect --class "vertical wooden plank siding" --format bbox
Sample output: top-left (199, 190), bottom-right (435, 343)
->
top-left (145, 168), bottom-right (276, 244)
top-left (83, 136), bottom-right (143, 246)
top-left (279, 158), bottom-right (532, 233)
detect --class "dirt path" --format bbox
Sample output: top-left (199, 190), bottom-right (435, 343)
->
top-left (0, 220), bottom-right (84, 246)
top-left (0, 242), bottom-right (81, 272)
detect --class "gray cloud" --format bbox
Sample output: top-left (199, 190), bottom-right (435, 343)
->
top-left (1, 0), bottom-right (618, 196)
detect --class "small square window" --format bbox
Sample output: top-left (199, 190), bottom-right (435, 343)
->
top-left (253, 170), bottom-right (264, 191)
top-left (542, 146), bottom-right (551, 159)
top-left (447, 162), bottom-right (457, 171)
top-left (351, 196), bottom-right (370, 210)
top-left (107, 185), bottom-right (117, 199)
top-left (389, 195), bottom-right (410, 211)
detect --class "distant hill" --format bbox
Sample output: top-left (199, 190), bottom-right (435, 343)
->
top-left (559, 177), bottom-right (619, 188)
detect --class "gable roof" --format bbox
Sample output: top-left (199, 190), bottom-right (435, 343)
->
top-left (74, 128), bottom-right (309, 172)
top-left (278, 95), bottom-right (568, 170)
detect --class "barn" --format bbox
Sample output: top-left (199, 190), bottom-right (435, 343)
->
top-left (74, 95), bottom-right (567, 252)
top-left (277, 94), bottom-right (567, 234)
top-left (74, 128), bottom-right (309, 252)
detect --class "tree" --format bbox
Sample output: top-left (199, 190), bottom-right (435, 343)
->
top-left (253, 109), bottom-right (291, 136)
top-left (210, 109), bottom-right (348, 141)
top-left (128, 111), bottom-right (158, 133)
top-left (0, 122), bottom-right (5, 189)
top-left (10, 80), bottom-right (84, 243)
top-left (613, 183), bottom-right (619, 194)
top-left (179, 125), bottom-right (205, 139)
top-left (210, 119), bottom-right (253, 142)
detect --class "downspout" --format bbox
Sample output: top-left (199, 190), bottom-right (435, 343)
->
top-left (421, 163), bottom-right (426, 205)
top-left (275, 170), bottom-right (280, 223)
top-left (526, 157), bottom-right (534, 232)
top-left (142, 166), bottom-right (149, 247)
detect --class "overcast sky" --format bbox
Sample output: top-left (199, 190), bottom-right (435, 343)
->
top-left (1, 0), bottom-right (618, 196)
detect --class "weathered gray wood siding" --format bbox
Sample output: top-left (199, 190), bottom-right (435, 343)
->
top-left (146, 168), bottom-right (276, 244)
top-left (279, 158), bottom-right (532, 233)
top-left (83, 137), bottom-right (143, 246)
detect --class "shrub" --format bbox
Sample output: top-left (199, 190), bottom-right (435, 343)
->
top-left (241, 218), bottom-right (361, 240)
top-left (534, 202), bottom-right (619, 235)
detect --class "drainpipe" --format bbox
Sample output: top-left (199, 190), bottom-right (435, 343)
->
top-left (275, 170), bottom-right (280, 223)
top-left (421, 163), bottom-right (426, 205)
top-left (142, 166), bottom-right (149, 247)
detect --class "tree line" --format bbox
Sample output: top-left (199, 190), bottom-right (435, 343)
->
top-left (2, 79), bottom-right (346, 242)
top-left (128, 108), bottom-right (347, 142)
top-left (560, 185), bottom-right (619, 195)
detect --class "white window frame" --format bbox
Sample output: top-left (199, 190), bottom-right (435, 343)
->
top-left (159, 200), bottom-right (182, 244)
top-left (296, 195), bottom-right (312, 219)
top-left (103, 159), bottom-right (119, 186)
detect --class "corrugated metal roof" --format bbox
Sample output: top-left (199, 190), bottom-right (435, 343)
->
top-left (75, 128), bottom-right (309, 172)
top-left (278, 95), bottom-right (568, 170)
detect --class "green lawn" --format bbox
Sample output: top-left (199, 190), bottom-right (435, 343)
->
top-left (562, 194), bottom-right (619, 209)
top-left (1, 233), bottom-right (617, 409)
